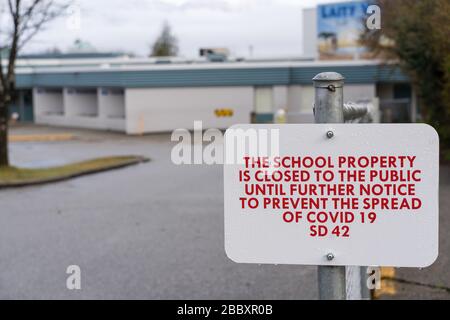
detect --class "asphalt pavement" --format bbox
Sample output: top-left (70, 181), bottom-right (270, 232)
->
top-left (0, 124), bottom-right (449, 299)
top-left (1, 125), bottom-right (316, 299)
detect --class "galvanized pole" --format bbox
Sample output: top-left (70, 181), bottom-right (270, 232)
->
top-left (360, 266), bottom-right (371, 300)
top-left (313, 72), bottom-right (346, 300)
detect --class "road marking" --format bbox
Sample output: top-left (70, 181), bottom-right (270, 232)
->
top-left (9, 133), bottom-right (75, 142)
top-left (374, 267), bottom-right (397, 298)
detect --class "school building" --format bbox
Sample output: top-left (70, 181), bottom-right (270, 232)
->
top-left (11, 56), bottom-right (416, 134)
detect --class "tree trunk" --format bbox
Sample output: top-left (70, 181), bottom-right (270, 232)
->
top-left (0, 98), bottom-right (9, 167)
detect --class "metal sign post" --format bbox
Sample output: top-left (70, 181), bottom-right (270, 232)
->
top-left (313, 72), bottom-right (373, 300)
top-left (313, 72), bottom-right (347, 300)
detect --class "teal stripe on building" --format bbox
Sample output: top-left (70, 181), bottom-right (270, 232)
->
top-left (15, 64), bottom-right (408, 89)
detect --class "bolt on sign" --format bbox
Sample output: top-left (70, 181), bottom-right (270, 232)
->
top-left (224, 124), bottom-right (439, 267)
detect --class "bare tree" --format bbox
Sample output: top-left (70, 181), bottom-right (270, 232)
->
top-left (0, 0), bottom-right (69, 167)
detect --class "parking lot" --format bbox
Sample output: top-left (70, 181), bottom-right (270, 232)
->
top-left (0, 124), bottom-right (449, 299)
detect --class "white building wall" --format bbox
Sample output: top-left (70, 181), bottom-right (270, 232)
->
top-left (273, 86), bottom-right (288, 112)
top-left (343, 84), bottom-right (376, 102)
top-left (98, 89), bottom-right (125, 119)
top-left (33, 88), bottom-right (67, 126)
top-left (285, 85), bottom-right (315, 123)
top-left (34, 87), bottom-right (127, 131)
top-left (33, 89), bottom-right (64, 115)
top-left (32, 82), bottom-right (378, 133)
top-left (64, 88), bottom-right (98, 117)
top-left (254, 87), bottom-right (273, 114)
top-left (125, 86), bottom-right (253, 134)
top-left (62, 88), bottom-right (100, 129)
top-left (298, 86), bottom-right (315, 113)
top-left (98, 88), bottom-right (126, 131)
top-left (287, 85), bottom-right (304, 113)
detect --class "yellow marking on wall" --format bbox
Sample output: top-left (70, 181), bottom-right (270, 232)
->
top-left (214, 109), bottom-right (234, 117)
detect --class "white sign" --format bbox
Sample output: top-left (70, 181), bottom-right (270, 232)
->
top-left (224, 124), bottom-right (439, 267)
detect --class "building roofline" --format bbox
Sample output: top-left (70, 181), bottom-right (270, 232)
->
top-left (15, 58), bottom-right (391, 75)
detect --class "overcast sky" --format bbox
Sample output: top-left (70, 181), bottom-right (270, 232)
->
top-left (26, 0), bottom-right (345, 58)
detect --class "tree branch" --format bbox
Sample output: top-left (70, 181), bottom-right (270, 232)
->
top-left (18, 1), bottom-right (69, 50)
top-left (6, 0), bottom-right (22, 92)
top-left (1, 0), bottom-right (70, 93)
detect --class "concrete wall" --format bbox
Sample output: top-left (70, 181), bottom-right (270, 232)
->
top-left (273, 86), bottom-right (288, 112)
top-left (33, 88), bottom-right (66, 126)
top-left (298, 86), bottom-right (315, 113)
top-left (33, 88), bottom-right (64, 115)
top-left (64, 88), bottom-right (98, 117)
top-left (32, 83), bottom-right (378, 134)
top-left (125, 86), bottom-right (253, 134)
top-left (286, 85), bottom-right (302, 113)
top-left (344, 84), bottom-right (376, 102)
top-left (285, 85), bottom-right (315, 123)
top-left (98, 88), bottom-right (126, 131)
top-left (254, 86), bottom-right (273, 114)
top-left (62, 88), bottom-right (99, 129)
top-left (34, 87), bottom-right (126, 131)
top-left (99, 88), bottom-right (125, 119)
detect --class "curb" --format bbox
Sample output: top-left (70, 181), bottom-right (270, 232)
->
top-left (0, 156), bottom-right (150, 189)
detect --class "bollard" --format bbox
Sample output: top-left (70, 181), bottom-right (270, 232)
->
top-left (313, 72), bottom-right (347, 300)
